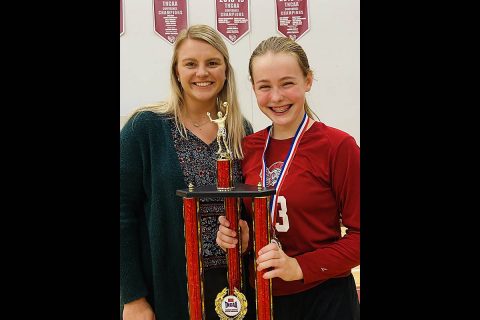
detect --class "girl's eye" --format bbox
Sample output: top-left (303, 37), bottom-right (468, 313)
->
top-left (283, 82), bottom-right (294, 87)
top-left (185, 62), bottom-right (195, 68)
top-left (208, 61), bottom-right (219, 66)
top-left (258, 85), bottom-right (270, 90)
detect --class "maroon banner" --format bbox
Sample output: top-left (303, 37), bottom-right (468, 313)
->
top-left (120, 0), bottom-right (124, 36)
top-left (215, 0), bottom-right (250, 44)
top-left (275, 0), bottom-right (310, 41)
top-left (153, 0), bottom-right (188, 44)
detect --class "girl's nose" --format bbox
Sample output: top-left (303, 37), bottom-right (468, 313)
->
top-left (270, 88), bottom-right (283, 102)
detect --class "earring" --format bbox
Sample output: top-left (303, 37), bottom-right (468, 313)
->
top-left (177, 77), bottom-right (180, 82)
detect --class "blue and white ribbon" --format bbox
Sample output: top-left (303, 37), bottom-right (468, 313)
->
top-left (261, 112), bottom-right (310, 226)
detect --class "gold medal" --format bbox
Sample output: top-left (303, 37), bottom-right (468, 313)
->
top-left (215, 287), bottom-right (248, 320)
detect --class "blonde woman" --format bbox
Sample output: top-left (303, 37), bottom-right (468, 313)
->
top-left (120, 24), bottom-right (253, 320)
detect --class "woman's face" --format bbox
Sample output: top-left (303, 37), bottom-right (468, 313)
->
top-left (251, 52), bottom-right (312, 133)
top-left (176, 39), bottom-right (227, 107)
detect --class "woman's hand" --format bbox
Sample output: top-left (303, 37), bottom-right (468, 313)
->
top-left (123, 297), bottom-right (156, 320)
top-left (216, 215), bottom-right (249, 254)
top-left (256, 242), bottom-right (304, 281)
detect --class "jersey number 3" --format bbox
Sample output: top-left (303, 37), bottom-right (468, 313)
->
top-left (275, 196), bottom-right (290, 232)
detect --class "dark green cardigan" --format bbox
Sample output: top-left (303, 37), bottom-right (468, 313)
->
top-left (120, 111), bottom-right (252, 319)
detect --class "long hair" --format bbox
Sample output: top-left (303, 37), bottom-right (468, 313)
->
top-left (248, 36), bottom-right (319, 120)
top-left (128, 24), bottom-right (246, 159)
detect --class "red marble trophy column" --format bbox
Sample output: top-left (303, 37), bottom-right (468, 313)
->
top-left (225, 197), bottom-right (241, 292)
top-left (214, 156), bottom-right (249, 320)
top-left (183, 194), bottom-right (204, 320)
top-left (217, 159), bottom-right (242, 293)
top-left (253, 195), bottom-right (273, 320)
top-left (216, 158), bottom-right (233, 191)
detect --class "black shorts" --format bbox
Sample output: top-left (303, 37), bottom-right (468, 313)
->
top-left (243, 274), bottom-right (360, 320)
top-left (274, 274), bottom-right (359, 320)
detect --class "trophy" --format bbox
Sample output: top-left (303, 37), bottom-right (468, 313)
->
top-left (176, 102), bottom-right (276, 320)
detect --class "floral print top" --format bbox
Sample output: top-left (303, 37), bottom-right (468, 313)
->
top-left (171, 120), bottom-right (242, 270)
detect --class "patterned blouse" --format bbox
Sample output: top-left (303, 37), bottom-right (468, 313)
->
top-left (171, 120), bottom-right (242, 270)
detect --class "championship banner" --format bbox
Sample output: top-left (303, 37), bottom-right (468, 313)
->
top-left (120, 0), bottom-right (125, 36)
top-left (153, 0), bottom-right (188, 44)
top-left (215, 0), bottom-right (250, 44)
top-left (275, 0), bottom-right (310, 41)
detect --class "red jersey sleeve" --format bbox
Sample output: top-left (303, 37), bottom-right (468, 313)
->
top-left (295, 136), bottom-right (360, 283)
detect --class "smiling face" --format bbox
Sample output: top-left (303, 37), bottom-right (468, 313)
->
top-left (251, 52), bottom-right (312, 137)
top-left (176, 38), bottom-right (227, 109)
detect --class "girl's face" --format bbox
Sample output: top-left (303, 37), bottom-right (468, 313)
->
top-left (176, 39), bottom-right (227, 108)
top-left (251, 52), bottom-right (312, 135)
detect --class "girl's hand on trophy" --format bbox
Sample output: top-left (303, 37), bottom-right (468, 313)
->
top-left (239, 219), bottom-right (250, 254)
top-left (216, 216), bottom-right (250, 254)
top-left (216, 216), bottom-right (236, 251)
top-left (256, 243), bottom-right (304, 282)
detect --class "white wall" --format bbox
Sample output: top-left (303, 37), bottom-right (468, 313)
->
top-left (120, 0), bottom-right (359, 144)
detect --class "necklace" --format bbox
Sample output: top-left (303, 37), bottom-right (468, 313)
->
top-left (182, 109), bottom-right (213, 128)
top-left (192, 119), bottom-right (210, 127)
top-left (183, 114), bottom-right (210, 128)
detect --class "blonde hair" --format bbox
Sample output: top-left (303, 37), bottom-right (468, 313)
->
top-left (248, 36), bottom-right (319, 120)
top-left (128, 24), bottom-right (247, 159)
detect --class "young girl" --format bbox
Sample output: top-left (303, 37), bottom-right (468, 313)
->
top-left (217, 36), bottom-right (360, 320)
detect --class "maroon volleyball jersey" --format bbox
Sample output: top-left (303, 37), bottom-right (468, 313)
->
top-left (242, 121), bottom-right (360, 296)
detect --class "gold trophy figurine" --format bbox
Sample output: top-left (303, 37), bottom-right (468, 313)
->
top-left (207, 102), bottom-right (232, 159)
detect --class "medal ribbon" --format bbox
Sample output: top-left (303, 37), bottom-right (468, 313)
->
top-left (261, 112), bottom-right (309, 227)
